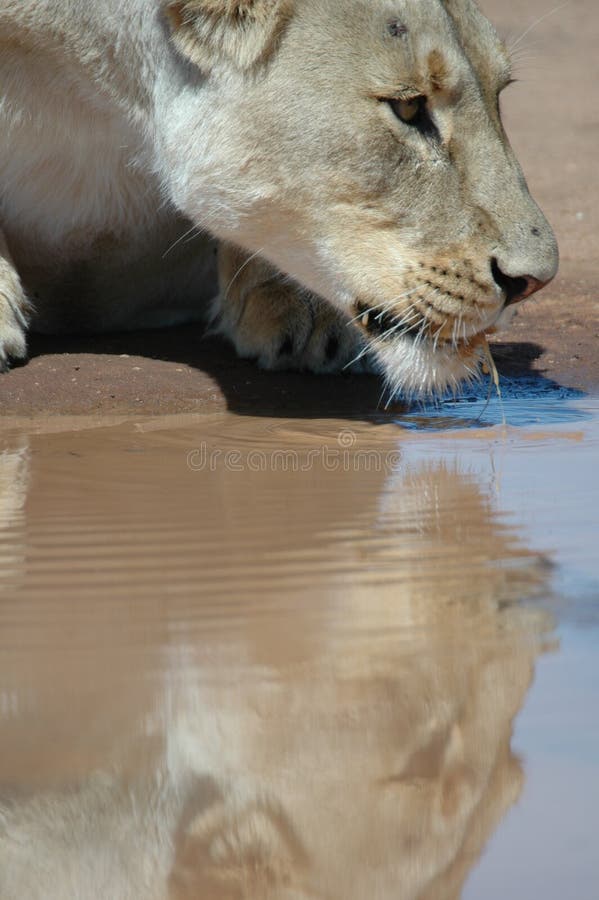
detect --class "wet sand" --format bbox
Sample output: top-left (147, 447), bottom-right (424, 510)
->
top-left (1, 2), bottom-right (598, 899)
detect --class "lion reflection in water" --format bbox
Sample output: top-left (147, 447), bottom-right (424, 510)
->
top-left (0, 452), bottom-right (552, 899)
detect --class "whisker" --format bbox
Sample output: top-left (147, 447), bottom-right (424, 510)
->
top-left (374, 288), bottom-right (422, 320)
top-left (432, 321), bottom-right (447, 352)
top-left (510, 49), bottom-right (541, 65)
top-left (414, 318), bottom-right (429, 348)
top-left (224, 247), bottom-right (264, 302)
top-left (377, 381), bottom-right (391, 410)
top-left (344, 300), bottom-right (427, 373)
top-left (377, 310), bottom-right (423, 341)
top-left (508, 4), bottom-right (567, 53)
top-left (509, 39), bottom-right (542, 59)
top-left (343, 337), bottom-right (376, 371)
top-left (345, 286), bottom-right (422, 326)
top-left (162, 223), bottom-right (202, 259)
top-left (394, 306), bottom-right (424, 326)
top-left (390, 321), bottom-right (427, 344)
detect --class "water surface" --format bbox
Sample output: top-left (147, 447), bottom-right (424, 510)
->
top-left (1, 387), bottom-right (598, 899)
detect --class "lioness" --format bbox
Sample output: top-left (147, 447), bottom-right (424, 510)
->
top-left (0, 0), bottom-right (558, 397)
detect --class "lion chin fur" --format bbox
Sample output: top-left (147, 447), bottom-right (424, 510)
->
top-left (0, 0), bottom-right (558, 396)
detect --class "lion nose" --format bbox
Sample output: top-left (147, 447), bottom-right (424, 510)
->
top-left (491, 258), bottom-right (550, 307)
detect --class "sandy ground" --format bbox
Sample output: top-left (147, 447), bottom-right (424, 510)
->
top-left (0, 0), bottom-right (597, 420)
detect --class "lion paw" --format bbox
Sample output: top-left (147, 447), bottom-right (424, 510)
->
top-left (215, 248), bottom-right (374, 374)
top-left (0, 296), bottom-right (28, 372)
top-left (220, 286), bottom-right (370, 373)
top-left (1, 239), bottom-right (29, 371)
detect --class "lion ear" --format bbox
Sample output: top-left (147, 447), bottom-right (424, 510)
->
top-left (164, 0), bottom-right (292, 71)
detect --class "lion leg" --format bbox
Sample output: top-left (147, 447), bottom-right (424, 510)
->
top-left (214, 243), bottom-right (373, 373)
top-left (0, 229), bottom-right (29, 371)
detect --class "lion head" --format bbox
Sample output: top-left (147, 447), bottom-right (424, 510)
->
top-left (162, 0), bottom-right (558, 395)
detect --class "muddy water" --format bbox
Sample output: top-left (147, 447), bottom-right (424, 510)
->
top-left (0, 386), bottom-right (598, 900)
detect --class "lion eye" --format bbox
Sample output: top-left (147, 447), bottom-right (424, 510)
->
top-left (390, 97), bottom-right (424, 124)
top-left (386, 95), bottom-right (438, 140)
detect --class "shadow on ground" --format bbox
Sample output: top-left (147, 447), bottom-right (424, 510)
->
top-left (5, 326), bottom-right (582, 427)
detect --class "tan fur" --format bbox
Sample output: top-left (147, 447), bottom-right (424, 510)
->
top-left (0, 0), bottom-right (558, 395)
top-left (165, 0), bottom-right (293, 70)
top-left (0, 230), bottom-right (29, 368)
top-left (217, 244), bottom-right (370, 372)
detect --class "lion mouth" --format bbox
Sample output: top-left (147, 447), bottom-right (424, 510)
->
top-left (353, 298), bottom-right (502, 399)
top-left (355, 301), bottom-right (422, 342)
top-left (356, 303), bottom-right (422, 341)
top-left (354, 300), bottom-right (491, 354)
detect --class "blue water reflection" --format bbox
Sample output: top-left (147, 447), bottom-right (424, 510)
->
top-left (399, 376), bottom-right (589, 430)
